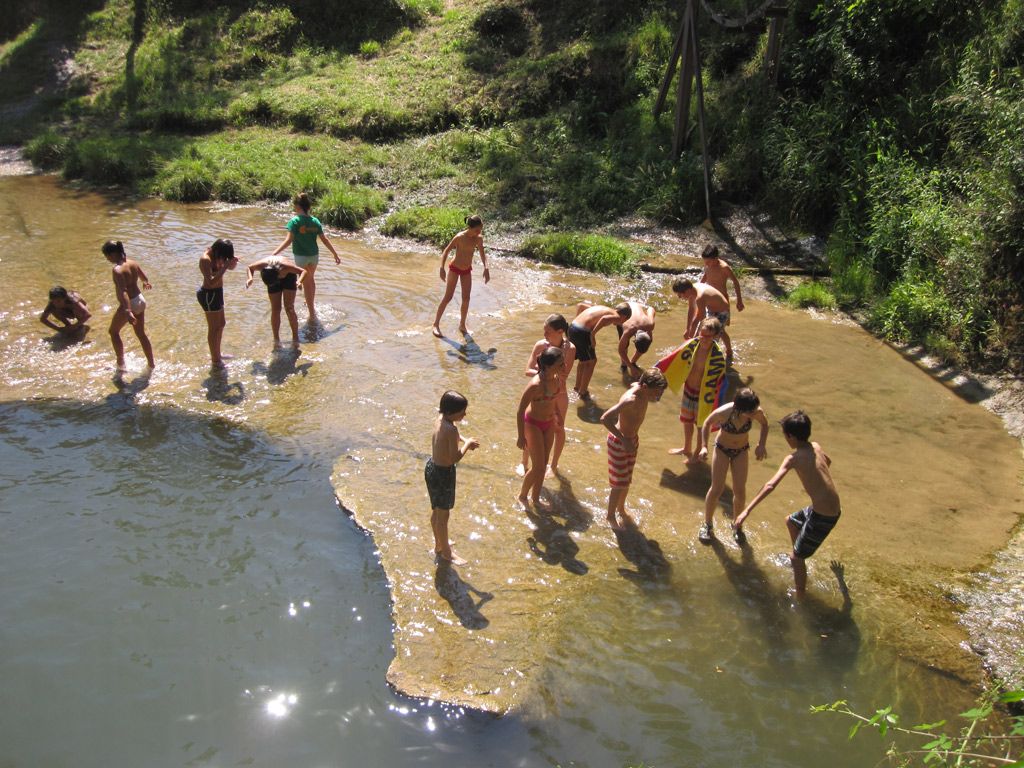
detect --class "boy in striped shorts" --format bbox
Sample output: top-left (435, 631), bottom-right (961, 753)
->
top-left (600, 368), bottom-right (668, 530)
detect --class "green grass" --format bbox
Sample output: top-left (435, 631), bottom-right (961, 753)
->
top-left (519, 233), bottom-right (644, 276)
top-left (381, 207), bottom-right (468, 247)
top-left (786, 281), bottom-right (838, 311)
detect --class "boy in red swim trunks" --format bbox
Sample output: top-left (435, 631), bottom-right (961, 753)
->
top-left (432, 214), bottom-right (490, 338)
top-left (600, 368), bottom-right (668, 530)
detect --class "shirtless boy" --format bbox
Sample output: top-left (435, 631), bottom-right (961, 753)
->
top-left (617, 302), bottom-right (656, 380)
top-left (568, 302), bottom-right (632, 401)
top-left (432, 214), bottom-right (490, 338)
top-left (733, 410), bottom-right (841, 595)
top-left (667, 317), bottom-right (725, 464)
top-left (102, 240), bottom-right (155, 371)
top-left (673, 278), bottom-right (732, 356)
top-left (698, 245), bottom-right (743, 357)
top-left (426, 390), bottom-right (480, 565)
top-left (40, 286), bottom-right (91, 337)
top-left (601, 368), bottom-right (668, 530)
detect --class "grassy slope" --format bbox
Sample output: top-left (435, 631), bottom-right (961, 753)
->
top-left (2, 0), bottom-right (1022, 372)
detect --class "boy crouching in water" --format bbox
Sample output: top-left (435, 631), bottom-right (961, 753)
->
top-left (601, 368), bottom-right (668, 530)
top-left (733, 410), bottom-right (841, 595)
top-left (425, 390), bottom-right (480, 565)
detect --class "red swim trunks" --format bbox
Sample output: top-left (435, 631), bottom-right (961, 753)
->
top-left (607, 433), bottom-right (638, 487)
top-left (448, 262), bottom-right (472, 276)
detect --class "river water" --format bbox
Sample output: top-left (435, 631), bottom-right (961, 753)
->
top-left (1, 174), bottom-right (1021, 767)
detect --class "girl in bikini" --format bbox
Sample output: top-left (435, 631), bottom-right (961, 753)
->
top-left (431, 214), bottom-right (490, 338)
top-left (697, 388), bottom-right (769, 543)
top-left (102, 240), bottom-right (156, 372)
top-left (516, 314), bottom-right (576, 479)
top-left (516, 346), bottom-right (564, 511)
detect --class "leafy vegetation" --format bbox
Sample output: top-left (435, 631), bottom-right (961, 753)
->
top-left (2, 0), bottom-right (1023, 374)
top-left (520, 233), bottom-right (644, 276)
top-left (813, 688), bottom-right (1024, 766)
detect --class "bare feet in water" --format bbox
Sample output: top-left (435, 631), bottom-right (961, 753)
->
top-left (432, 325), bottom-right (443, 338)
top-left (668, 447), bottom-right (692, 456)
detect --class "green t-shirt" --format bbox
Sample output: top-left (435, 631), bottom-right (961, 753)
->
top-left (287, 215), bottom-right (323, 257)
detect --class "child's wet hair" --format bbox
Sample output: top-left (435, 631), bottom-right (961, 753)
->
top-left (439, 389), bottom-right (468, 415)
top-left (640, 368), bottom-right (668, 389)
top-left (701, 244), bottom-right (719, 260)
top-left (780, 410), bottom-right (812, 441)
top-left (260, 266), bottom-right (281, 287)
top-left (633, 330), bottom-right (652, 353)
top-left (545, 313), bottom-right (568, 333)
top-left (293, 192), bottom-right (312, 213)
top-left (466, 214), bottom-right (483, 229)
top-left (101, 240), bottom-right (126, 258)
top-left (209, 238), bottom-right (234, 262)
top-left (49, 286), bottom-right (68, 301)
top-left (537, 345), bottom-right (564, 371)
top-left (614, 302), bottom-right (633, 318)
top-left (672, 278), bottom-right (694, 293)
top-left (732, 388), bottom-right (760, 413)
top-left (699, 317), bottom-right (723, 336)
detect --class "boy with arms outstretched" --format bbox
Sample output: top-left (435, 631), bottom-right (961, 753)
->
top-left (733, 410), bottom-right (841, 595)
top-left (426, 390), bottom-right (480, 564)
top-left (601, 368), bottom-right (668, 530)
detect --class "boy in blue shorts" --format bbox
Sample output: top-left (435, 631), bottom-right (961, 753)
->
top-left (733, 410), bottom-right (841, 595)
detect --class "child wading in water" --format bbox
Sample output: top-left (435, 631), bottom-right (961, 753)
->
top-left (426, 390), bottom-right (480, 565)
top-left (432, 214), bottom-right (489, 338)
top-left (245, 256), bottom-right (307, 350)
top-left (102, 240), bottom-right (155, 371)
top-left (196, 238), bottom-right (238, 368)
top-left (516, 346), bottom-right (564, 511)
top-left (734, 410), bottom-right (841, 595)
top-left (516, 313), bottom-right (576, 479)
top-left (601, 368), bottom-right (668, 530)
top-left (40, 286), bottom-right (91, 337)
top-left (696, 387), bottom-right (769, 543)
top-left (272, 193), bottom-right (341, 321)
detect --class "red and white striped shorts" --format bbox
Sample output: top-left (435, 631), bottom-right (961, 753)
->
top-left (607, 433), bottom-right (638, 487)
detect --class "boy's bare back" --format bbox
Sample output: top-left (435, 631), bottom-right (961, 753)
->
top-left (790, 442), bottom-right (841, 517)
top-left (431, 417), bottom-right (462, 467)
top-left (575, 304), bottom-right (617, 331)
top-left (113, 260), bottom-right (145, 299)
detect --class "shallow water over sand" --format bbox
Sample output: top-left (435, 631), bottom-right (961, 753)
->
top-left (1, 174), bottom-right (1021, 766)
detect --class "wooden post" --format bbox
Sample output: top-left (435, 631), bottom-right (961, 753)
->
top-left (764, 5), bottom-right (788, 88)
top-left (653, 0), bottom-right (713, 221)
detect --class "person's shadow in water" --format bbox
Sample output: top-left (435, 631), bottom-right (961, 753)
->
top-left (434, 561), bottom-right (493, 630)
top-left (524, 474), bottom-right (592, 574)
top-left (439, 335), bottom-right (498, 370)
top-left (299, 317), bottom-right (344, 343)
top-left (109, 367), bottom-right (152, 401)
top-left (798, 561), bottom-right (861, 681)
top-left (202, 367), bottom-right (245, 405)
top-left (574, 396), bottom-right (605, 424)
top-left (251, 348), bottom-right (313, 385)
top-left (659, 463), bottom-right (713, 500)
top-left (709, 537), bottom-right (791, 652)
top-left (614, 520), bottom-right (672, 587)
top-left (44, 330), bottom-right (92, 352)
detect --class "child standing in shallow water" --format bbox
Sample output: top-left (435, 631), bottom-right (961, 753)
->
top-left (197, 238), bottom-right (238, 368)
top-left (244, 256), bottom-right (307, 350)
top-left (426, 390), bottom-right (480, 565)
top-left (734, 410), bottom-right (841, 595)
top-left (601, 368), bottom-right (668, 530)
top-left (102, 240), bottom-right (155, 371)
top-left (516, 346), bottom-right (564, 511)
top-left (696, 387), bottom-right (769, 544)
top-left (272, 192), bottom-right (341, 321)
top-left (432, 214), bottom-right (489, 338)
top-left (517, 314), bottom-right (576, 478)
